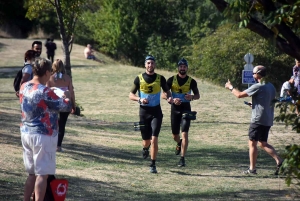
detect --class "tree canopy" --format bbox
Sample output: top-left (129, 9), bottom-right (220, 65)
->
top-left (24, 0), bottom-right (87, 76)
top-left (210, 0), bottom-right (300, 60)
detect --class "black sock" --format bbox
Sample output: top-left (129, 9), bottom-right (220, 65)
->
top-left (177, 139), bottom-right (182, 146)
top-left (181, 156), bottom-right (184, 160)
top-left (151, 160), bottom-right (156, 166)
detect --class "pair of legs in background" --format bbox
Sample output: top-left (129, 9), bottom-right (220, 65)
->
top-left (47, 54), bottom-right (54, 63)
top-left (57, 112), bottom-right (70, 152)
top-left (245, 123), bottom-right (283, 175)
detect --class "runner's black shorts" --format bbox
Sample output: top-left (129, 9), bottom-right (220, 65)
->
top-left (139, 105), bottom-right (163, 140)
top-left (171, 102), bottom-right (191, 134)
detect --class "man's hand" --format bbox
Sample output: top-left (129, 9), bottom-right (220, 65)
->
top-left (225, 79), bottom-right (233, 90)
top-left (167, 97), bottom-right (173, 104)
top-left (184, 94), bottom-right (193, 101)
top-left (173, 98), bottom-right (181, 105)
top-left (139, 98), bottom-right (149, 104)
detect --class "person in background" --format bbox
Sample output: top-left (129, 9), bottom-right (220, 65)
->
top-left (83, 44), bottom-right (104, 62)
top-left (46, 59), bottom-right (76, 152)
top-left (20, 58), bottom-right (71, 201)
top-left (32, 41), bottom-right (42, 57)
top-left (45, 38), bottom-right (57, 63)
top-left (129, 55), bottom-right (173, 173)
top-left (225, 65), bottom-right (283, 175)
top-left (280, 76), bottom-right (295, 98)
top-left (163, 58), bottom-right (200, 167)
top-left (16, 50), bottom-right (36, 97)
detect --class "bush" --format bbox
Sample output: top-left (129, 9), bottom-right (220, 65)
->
top-left (189, 24), bottom-right (294, 92)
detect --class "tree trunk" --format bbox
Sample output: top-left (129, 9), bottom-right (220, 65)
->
top-left (54, 0), bottom-right (72, 77)
top-left (62, 39), bottom-right (71, 77)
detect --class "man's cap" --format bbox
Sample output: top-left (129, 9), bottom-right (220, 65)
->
top-left (178, 58), bottom-right (188, 67)
top-left (253, 65), bottom-right (267, 77)
top-left (145, 55), bottom-right (155, 62)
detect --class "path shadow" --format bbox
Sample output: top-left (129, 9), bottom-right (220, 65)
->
top-left (0, 173), bottom-right (295, 201)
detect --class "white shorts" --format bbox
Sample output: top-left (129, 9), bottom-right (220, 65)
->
top-left (21, 133), bottom-right (57, 175)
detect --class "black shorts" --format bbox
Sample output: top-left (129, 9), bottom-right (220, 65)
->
top-left (139, 105), bottom-right (163, 140)
top-left (248, 123), bottom-right (270, 142)
top-left (171, 103), bottom-right (191, 135)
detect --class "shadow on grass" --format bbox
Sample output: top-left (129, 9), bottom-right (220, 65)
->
top-left (0, 110), bottom-right (295, 201)
top-left (64, 175), bottom-right (293, 201)
top-left (0, 65), bottom-right (101, 79)
top-left (0, 174), bottom-right (293, 201)
top-left (67, 117), bottom-right (172, 133)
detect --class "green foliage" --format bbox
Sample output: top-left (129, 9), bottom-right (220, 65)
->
top-left (24, 0), bottom-right (86, 38)
top-left (78, 0), bottom-right (224, 67)
top-left (281, 144), bottom-right (300, 187)
top-left (190, 24), bottom-right (293, 91)
top-left (274, 90), bottom-right (300, 188)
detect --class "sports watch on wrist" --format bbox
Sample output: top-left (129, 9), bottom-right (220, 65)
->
top-left (229, 86), bottom-right (234, 91)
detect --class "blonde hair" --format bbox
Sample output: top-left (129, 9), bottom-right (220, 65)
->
top-left (52, 59), bottom-right (66, 74)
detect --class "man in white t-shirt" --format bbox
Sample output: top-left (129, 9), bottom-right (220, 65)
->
top-left (280, 76), bottom-right (295, 97)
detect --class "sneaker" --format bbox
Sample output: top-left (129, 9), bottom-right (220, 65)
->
top-left (150, 165), bottom-right (157, 173)
top-left (178, 157), bottom-right (185, 167)
top-left (275, 161), bottom-right (283, 175)
top-left (56, 147), bottom-right (63, 152)
top-left (142, 148), bottom-right (149, 159)
top-left (175, 139), bottom-right (182, 155)
top-left (243, 168), bottom-right (257, 175)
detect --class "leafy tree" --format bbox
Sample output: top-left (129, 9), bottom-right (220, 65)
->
top-left (79, 0), bottom-right (223, 68)
top-left (24, 0), bottom-right (87, 76)
top-left (190, 23), bottom-right (292, 91)
top-left (210, 0), bottom-right (300, 60)
top-left (209, 0), bottom-right (300, 187)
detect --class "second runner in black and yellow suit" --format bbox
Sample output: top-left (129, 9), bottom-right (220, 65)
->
top-left (166, 74), bottom-right (199, 134)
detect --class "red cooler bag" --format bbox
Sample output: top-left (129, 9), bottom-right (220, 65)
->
top-left (50, 179), bottom-right (68, 201)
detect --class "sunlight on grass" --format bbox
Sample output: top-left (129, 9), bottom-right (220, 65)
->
top-left (0, 38), bottom-right (299, 200)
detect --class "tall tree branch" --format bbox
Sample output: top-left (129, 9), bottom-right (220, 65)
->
top-left (210, 0), bottom-right (300, 60)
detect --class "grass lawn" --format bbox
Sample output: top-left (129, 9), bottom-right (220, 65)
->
top-left (0, 38), bottom-right (299, 200)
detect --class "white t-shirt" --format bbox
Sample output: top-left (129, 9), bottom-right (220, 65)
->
top-left (280, 81), bottom-right (291, 97)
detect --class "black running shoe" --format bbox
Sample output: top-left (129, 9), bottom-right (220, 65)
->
top-left (178, 157), bottom-right (185, 167)
top-left (142, 148), bottom-right (149, 159)
top-left (175, 139), bottom-right (182, 155)
top-left (150, 165), bottom-right (157, 173)
top-left (275, 161), bottom-right (283, 175)
top-left (243, 168), bottom-right (257, 175)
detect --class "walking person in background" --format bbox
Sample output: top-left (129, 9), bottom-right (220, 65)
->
top-left (225, 65), bottom-right (283, 175)
top-left (46, 59), bottom-right (76, 152)
top-left (163, 58), bottom-right (200, 167)
top-left (45, 38), bottom-right (57, 63)
top-left (20, 58), bottom-right (71, 201)
top-left (31, 41), bottom-right (42, 57)
top-left (129, 55), bottom-right (173, 173)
